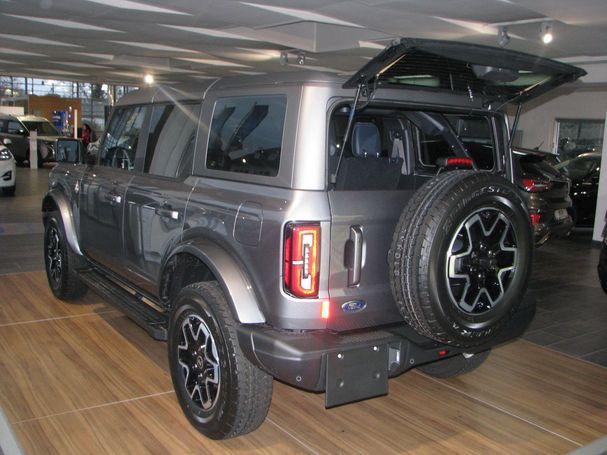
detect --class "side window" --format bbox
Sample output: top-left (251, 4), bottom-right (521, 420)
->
top-left (98, 106), bottom-right (146, 171)
top-left (206, 95), bottom-right (286, 177)
top-left (144, 102), bottom-right (201, 178)
top-left (8, 121), bottom-right (25, 135)
top-left (0, 120), bottom-right (7, 133)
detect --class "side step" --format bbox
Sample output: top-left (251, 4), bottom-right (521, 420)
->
top-left (77, 269), bottom-right (168, 341)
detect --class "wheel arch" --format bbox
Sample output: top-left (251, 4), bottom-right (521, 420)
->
top-left (41, 189), bottom-right (82, 256)
top-left (160, 241), bottom-right (265, 324)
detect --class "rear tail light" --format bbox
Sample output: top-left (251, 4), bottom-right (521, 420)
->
top-left (530, 212), bottom-right (541, 226)
top-left (283, 222), bottom-right (320, 298)
top-left (520, 177), bottom-right (552, 193)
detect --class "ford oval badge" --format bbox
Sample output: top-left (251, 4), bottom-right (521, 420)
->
top-left (341, 300), bottom-right (367, 313)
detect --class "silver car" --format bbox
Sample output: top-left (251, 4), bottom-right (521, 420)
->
top-left (0, 114), bottom-right (62, 165)
top-left (42, 38), bottom-right (585, 440)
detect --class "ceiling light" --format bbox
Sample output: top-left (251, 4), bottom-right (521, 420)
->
top-left (297, 51), bottom-right (306, 65)
top-left (540, 22), bottom-right (553, 44)
top-left (143, 74), bottom-right (154, 85)
top-left (497, 26), bottom-right (510, 47)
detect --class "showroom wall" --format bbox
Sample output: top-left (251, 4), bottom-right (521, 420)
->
top-left (515, 86), bottom-right (607, 241)
top-left (514, 86), bottom-right (607, 152)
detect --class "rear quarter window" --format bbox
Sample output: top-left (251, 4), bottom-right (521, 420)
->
top-left (206, 95), bottom-right (286, 177)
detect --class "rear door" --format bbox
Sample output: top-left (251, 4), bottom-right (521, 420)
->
top-left (122, 101), bottom-right (202, 295)
top-left (344, 38), bottom-right (586, 105)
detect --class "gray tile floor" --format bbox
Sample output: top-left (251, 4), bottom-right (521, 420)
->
top-left (1, 164), bottom-right (606, 367)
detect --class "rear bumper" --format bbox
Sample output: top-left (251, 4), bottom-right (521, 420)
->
top-left (238, 296), bottom-right (535, 407)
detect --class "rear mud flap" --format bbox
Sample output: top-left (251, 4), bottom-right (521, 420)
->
top-left (325, 344), bottom-right (389, 408)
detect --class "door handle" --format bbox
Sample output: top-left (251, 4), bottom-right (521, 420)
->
top-left (155, 205), bottom-right (181, 221)
top-left (345, 226), bottom-right (363, 286)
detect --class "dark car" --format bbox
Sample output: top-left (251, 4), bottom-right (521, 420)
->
top-left (555, 152), bottom-right (601, 227)
top-left (599, 211), bottom-right (607, 293)
top-left (0, 114), bottom-right (62, 166)
top-left (513, 148), bottom-right (573, 246)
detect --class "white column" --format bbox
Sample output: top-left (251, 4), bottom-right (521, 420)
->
top-left (28, 130), bottom-right (37, 169)
top-left (592, 106), bottom-right (607, 241)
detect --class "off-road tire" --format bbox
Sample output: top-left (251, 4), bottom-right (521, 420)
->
top-left (418, 350), bottom-right (490, 378)
top-left (169, 281), bottom-right (272, 440)
top-left (389, 171), bottom-right (533, 347)
top-left (44, 213), bottom-right (88, 300)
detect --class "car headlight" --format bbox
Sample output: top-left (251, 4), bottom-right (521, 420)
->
top-left (0, 148), bottom-right (13, 161)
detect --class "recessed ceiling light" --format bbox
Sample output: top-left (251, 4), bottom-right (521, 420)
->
top-left (143, 74), bottom-right (154, 85)
top-left (109, 41), bottom-right (197, 52)
top-left (240, 2), bottom-right (361, 28)
top-left (82, 0), bottom-right (190, 15)
top-left (3, 14), bottom-right (123, 32)
top-left (0, 47), bottom-right (45, 56)
top-left (160, 25), bottom-right (257, 41)
top-left (72, 52), bottom-right (115, 60)
top-left (178, 57), bottom-right (251, 68)
top-left (0, 33), bottom-right (81, 47)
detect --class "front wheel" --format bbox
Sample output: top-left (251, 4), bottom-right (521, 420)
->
top-left (168, 282), bottom-right (272, 439)
top-left (44, 214), bottom-right (87, 300)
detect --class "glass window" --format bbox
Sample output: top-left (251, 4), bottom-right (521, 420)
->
top-left (556, 119), bottom-right (604, 161)
top-left (98, 106), bottom-right (146, 171)
top-left (144, 102), bottom-right (201, 178)
top-left (206, 95), bottom-right (286, 177)
top-left (416, 114), bottom-right (494, 170)
top-left (22, 121), bottom-right (60, 136)
top-left (8, 120), bottom-right (25, 135)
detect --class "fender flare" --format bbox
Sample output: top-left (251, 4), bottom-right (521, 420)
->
top-left (166, 241), bottom-right (265, 324)
top-left (41, 189), bottom-right (83, 256)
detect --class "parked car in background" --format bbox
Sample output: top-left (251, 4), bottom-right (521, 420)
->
top-left (513, 148), bottom-right (573, 246)
top-left (598, 211), bottom-right (607, 293)
top-left (0, 144), bottom-right (16, 196)
top-left (555, 152), bottom-right (601, 227)
top-left (0, 113), bottom-right (63, 166)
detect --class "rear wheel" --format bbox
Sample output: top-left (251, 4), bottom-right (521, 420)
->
top-left (418, 350), bottom-right (490, 378)
top-left (169, 282), bottom-right (272, 439)
top-left (390, 171), bottom-right (533, 347)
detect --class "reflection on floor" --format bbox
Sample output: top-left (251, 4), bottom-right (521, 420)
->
top-left (1, 164), bottom-right (607, 453)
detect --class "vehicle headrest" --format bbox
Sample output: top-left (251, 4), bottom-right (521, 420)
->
top-left (351, 122), bottom-right (381, 158)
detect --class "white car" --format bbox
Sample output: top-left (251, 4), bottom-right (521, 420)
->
top-left (0, 144), bottom-right (16, 196)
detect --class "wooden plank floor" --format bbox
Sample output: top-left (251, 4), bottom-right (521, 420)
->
top-left (1, 272), bottom-right (606, 454)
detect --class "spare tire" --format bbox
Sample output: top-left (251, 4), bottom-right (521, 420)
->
top-left (389, 170), bottom-right (532, 347)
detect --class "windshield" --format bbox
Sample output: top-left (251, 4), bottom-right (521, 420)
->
top-left (22, 121), bottom-right (60, 136)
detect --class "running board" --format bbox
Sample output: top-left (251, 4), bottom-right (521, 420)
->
top-left (77, 269), bottom-right (168, 341)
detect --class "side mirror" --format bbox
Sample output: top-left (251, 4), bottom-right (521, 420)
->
top-left (2, 138), bottom-right (12, 146)
top-left (55, 138), bottom-right (83, 164)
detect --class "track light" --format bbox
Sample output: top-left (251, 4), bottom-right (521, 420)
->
top-left (497, 26), bottom-right (510, 47)
top-left (143, 73), bottom-right (154, 85)
top-left (540, 22), bottom-right (553, 44)
top-left (297, 51), bottom-right (306, 65)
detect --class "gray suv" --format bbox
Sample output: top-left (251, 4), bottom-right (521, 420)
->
top-left (0, 114), bottom-right (62, 165)
top-left (42, 38), bottom-right (584, 440)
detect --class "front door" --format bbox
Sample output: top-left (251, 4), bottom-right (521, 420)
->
top-left (79, 105), bottom-right (147, 273)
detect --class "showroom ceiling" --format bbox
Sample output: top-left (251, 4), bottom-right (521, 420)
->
top-left (0, 0), bottom-right (606, 86)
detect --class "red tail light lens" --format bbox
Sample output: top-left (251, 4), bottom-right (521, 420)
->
top-left (284, 223), bottom-right (320, 298)
top-left (436, 157), bottom-right (475, 168)
top-left (530, 212), bottom-right (541, 225)
top-left (521, 178), bottom-right (552, 193)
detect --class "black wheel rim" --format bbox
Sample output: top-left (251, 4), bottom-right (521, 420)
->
top-left (46, 224), bottom-right (62, 286)
top-left (177, 313), bottom-right (221, 411)
top-left (445, 207), bottom-right (517, 315)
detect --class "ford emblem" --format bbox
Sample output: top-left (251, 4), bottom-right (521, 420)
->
top-left (341, 300), bottom-right (367, 313)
